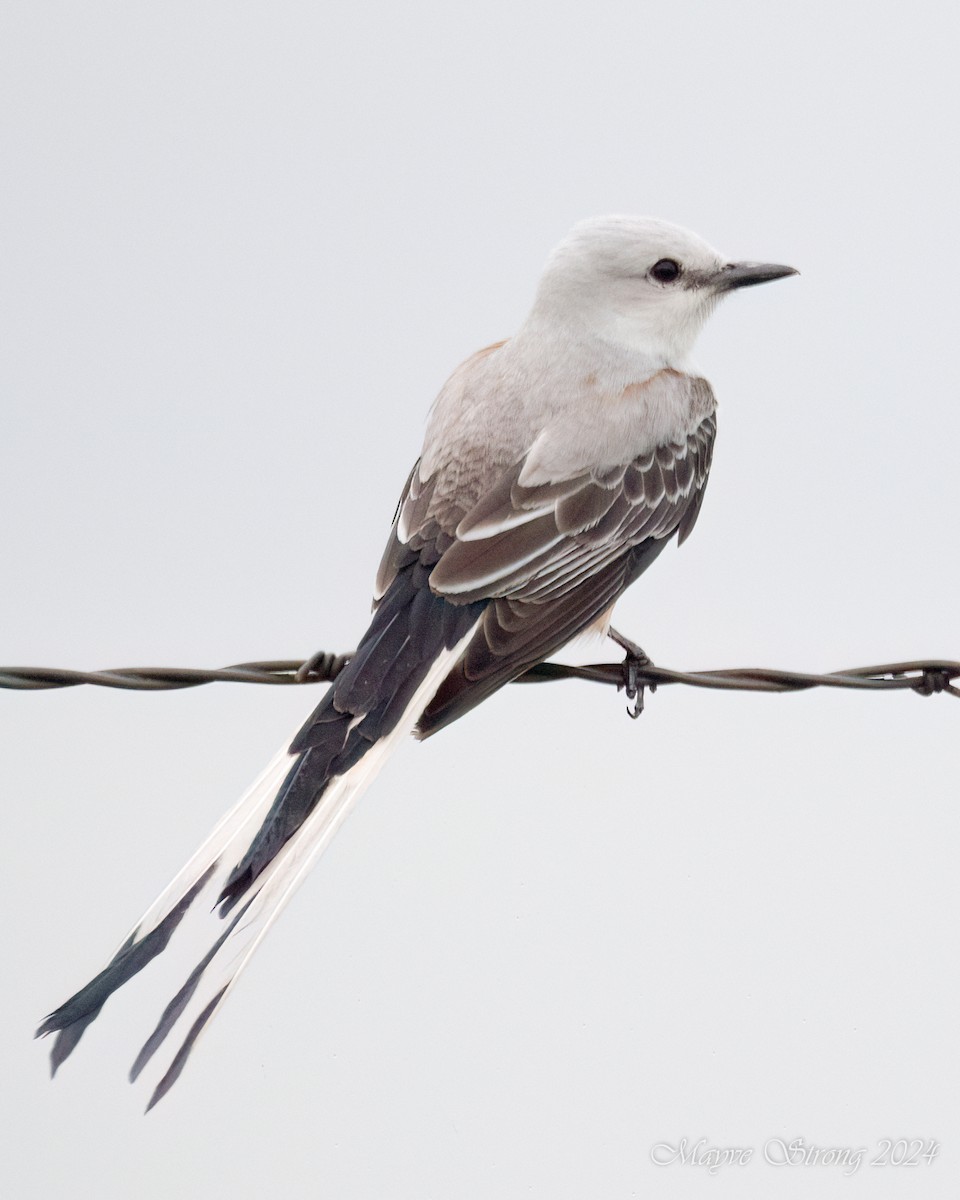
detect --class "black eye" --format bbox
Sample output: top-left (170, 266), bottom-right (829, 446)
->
top-left (650, 258), bottom-right (681, 283)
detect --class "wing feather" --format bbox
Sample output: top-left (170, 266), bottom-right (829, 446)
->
top-left (554, 475), bottom-right (624, 534)
top-left (373, 382), bottom-right (716, 735)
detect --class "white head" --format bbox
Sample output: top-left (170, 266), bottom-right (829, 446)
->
top-left (528, 215), bottom-right (796, 366)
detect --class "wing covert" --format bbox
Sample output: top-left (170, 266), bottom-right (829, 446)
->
top-left (373, 391), bottom-right (716, 735)
top-left (429, 411), bottom-right (716, 602)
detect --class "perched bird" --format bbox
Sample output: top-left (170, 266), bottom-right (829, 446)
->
top-left (37, 216), bottom-right (796, 1108)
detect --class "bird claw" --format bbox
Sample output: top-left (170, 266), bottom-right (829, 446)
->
top-left (624, 656), bottom-right (644, 718)
top-left (609, 629), bottom-right (655, 720)
top-left (621, 653), bottom-right (656, 718)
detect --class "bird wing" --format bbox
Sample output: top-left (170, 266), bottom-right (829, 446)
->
top-left (374, 398), bottom-right (716, 736)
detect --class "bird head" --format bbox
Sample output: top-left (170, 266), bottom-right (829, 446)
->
top-left (530, 215), bottom-right (797, 367)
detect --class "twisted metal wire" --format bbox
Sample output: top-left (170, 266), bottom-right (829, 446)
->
top-left (1, 654), bottom-right (957, 699)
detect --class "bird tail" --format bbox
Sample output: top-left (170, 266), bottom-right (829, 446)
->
top-left (37, 566), bottom-right (484, 1109)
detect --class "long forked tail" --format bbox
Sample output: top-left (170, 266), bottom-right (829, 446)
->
top-left (37, 565), bottom-right (484, 1109)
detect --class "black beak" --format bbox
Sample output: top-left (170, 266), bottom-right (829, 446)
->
top-left (712, 262), bottom-right (799, 292)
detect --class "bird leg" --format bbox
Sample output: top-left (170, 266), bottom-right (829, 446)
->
top-left (608, 626), bottom-right (655, 719)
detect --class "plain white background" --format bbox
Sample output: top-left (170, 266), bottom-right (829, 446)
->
top-left (1, 2), bottom-right (957, 1196)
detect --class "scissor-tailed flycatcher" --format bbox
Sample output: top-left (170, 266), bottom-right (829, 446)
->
top-left (38, 216), bottom-right (796, 1107)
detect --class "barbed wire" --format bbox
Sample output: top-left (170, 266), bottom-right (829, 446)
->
top-left (1, 654), bottom-right (957, 700)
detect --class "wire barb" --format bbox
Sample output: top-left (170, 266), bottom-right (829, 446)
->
top-left (0, 656), bottom-right (957, 699)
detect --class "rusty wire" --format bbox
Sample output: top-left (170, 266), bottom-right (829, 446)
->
top-left (1, 654), bottom-right (957, 700)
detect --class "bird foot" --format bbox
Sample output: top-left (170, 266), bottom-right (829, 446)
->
top-left (608, 627), bottom-right (655, 719)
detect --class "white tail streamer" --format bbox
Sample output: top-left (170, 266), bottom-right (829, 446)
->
top-left (131, 626), bottom-right (480, 1108)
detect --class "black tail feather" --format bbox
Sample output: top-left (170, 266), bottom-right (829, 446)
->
top-left (218, 561), bottom-right (484, 914)
top-left (131, 897), bottom-right (253, 1080)
top-left (36, 865), bottom-right (216, 1068)
top-left (38, 556), bottom-right (484, 1091)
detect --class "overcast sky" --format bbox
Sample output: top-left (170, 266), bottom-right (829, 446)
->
top-left (1, 3), bottom-right (958, 1197)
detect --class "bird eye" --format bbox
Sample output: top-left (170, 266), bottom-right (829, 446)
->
top-left (650, 258), bottom-right (681, 283)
